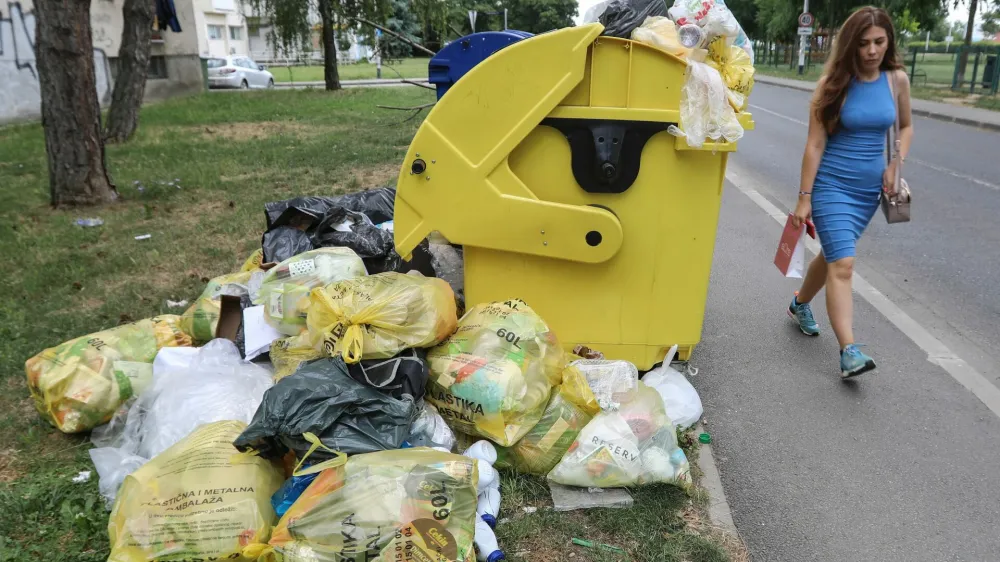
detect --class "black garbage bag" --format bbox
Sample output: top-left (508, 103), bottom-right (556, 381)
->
top-left (233, 357), bottom-right (418, 460)
top-left (264, 188), bottom-right (396, 230)
top-left (345, 348), bottom-right (429, 401)
top-left (599, 0), bottom-right (668, 38)
top-left (261, 226), bottom-right (315, 265)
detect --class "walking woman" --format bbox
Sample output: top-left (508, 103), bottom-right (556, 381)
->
top-left (787, 6), bottom-right (913, 378)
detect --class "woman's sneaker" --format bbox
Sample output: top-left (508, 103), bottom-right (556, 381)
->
top-left (788, 296), bottom-right (820, 336)
top-left (840, 344), bottom-right (876, 378)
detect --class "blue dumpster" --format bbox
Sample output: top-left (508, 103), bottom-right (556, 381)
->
top-left (428, 31), bottom-right (534, 99)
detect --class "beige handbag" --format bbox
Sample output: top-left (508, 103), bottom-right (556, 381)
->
top-left (883, 72), bottom-right (911, 224)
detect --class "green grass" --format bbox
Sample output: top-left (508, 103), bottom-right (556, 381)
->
top-left (0, 88), bottom-right (737, 561)
top-left (976, 95), bottom-right (1000, 110)
top-left (271, 57), bottom-right (430, 82)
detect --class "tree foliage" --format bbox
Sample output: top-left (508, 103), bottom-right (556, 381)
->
top-left (383, 0), bottom-right (423, 58)
top-left (753, 0), bottom-right (949, 42)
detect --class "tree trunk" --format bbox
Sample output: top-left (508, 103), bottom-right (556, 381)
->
top-left (104, 0), bottom-right (155, 144)
top-left (318, 0), bottom-right (341, 91)
top-left (34, 0), bottom-right (117, 207)
top-left (957, 0), bottom-right (978, 86)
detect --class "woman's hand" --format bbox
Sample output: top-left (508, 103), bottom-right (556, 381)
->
top-left (792, 197), bottom-right (812, 229)
top-left (883, 160), bottom-right (899, 196)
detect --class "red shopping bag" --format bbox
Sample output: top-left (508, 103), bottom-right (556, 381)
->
top-left (774, 215), bottom-right (815, 278)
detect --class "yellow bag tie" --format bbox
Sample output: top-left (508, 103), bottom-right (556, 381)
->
top-left (293, 432), bottom-right (348, 476)
top-left (242, 542), bottom-right (275, 561)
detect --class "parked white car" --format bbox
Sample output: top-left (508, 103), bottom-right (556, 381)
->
top-left (207, 56), bottom-right (275, 89)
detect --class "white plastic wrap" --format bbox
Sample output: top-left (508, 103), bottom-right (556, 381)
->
top-left (88, 339), bottom-right (273, 505)
top-left (674, 59), bottom-right (744, 148)
top-left (668, 0), bottom-right (753, 62)
top-left (571, 359), bottom-right (640, 411)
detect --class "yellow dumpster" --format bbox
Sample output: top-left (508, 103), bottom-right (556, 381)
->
top-left (393, 24), bottom-right (754, 369)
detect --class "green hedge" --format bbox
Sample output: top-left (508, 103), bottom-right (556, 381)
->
top-left (906, 40), bottom-right (999, 53)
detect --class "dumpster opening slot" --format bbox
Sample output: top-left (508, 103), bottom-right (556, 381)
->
top-left (542, 118), bottom-right (673, 194)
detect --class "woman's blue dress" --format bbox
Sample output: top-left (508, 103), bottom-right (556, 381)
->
top-left (812, 72), bottom-right (895, 262)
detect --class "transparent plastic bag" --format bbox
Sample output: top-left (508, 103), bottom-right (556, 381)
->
top-left (571, 359), bottom-right (640, 412)
top-left (407, 401), bottom-right (458, 451)
top-left (426, 300), bottom-right (564, 447)
top-left (496, 365), bottom-right (601, 475)
top-left (631, 16), bottom-right (690, 58)
top-left (255, 247), bottom-right (367, 336)
top-left (707, 35), bottom-right (755, 110)
top-left (547, 381), bottom-right (691, 488)
top-left (307, 272), bottom-right (458, 363)
top-left (89, 339), bottom-right (273, 504)
top-left (674, 58), bottom-right (744, 148)
top-left (668, 0), bottom-right (753, 62)
top-left (25, 315), bottom-right (191, 433)
top-left (265, 448), bottom-right (479, 562)
top-left (107, 420), bottom-right (284, 562)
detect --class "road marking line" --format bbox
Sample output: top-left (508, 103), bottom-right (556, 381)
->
top-left (747, 103), bottom-right (1000, 191)
top-left (726, 165), bottom-right (1000, 420)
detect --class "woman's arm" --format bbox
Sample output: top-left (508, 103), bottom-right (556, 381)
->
top-left (793, 80), bottom-right (829, 228)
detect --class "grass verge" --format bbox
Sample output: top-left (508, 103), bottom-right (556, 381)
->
top-left (270, 58), bottom-right (429, 82)
top-left (0, 87), bottom-right (739, 561)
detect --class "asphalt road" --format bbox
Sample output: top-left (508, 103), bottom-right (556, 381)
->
top-left (692, 83), bottom-right (1000, 561)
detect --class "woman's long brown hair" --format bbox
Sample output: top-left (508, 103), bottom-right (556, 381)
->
top-left (814, 6), bottom-right (902, 134)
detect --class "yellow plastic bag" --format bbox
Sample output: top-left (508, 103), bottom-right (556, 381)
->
top-left (497, 365), bottom-right (601, 475)
top-left (707, 36), bottom-right (755, 110)
top-left (25, 315), bottom-right (191, 433)
top-left (242, 248), bottom-right (265, 272)
top-left (256, 248), bottom-right (367, 336)
top-left (266, 447), bottom-right (479, 562)
top-left (108, 420), bottom-right (284, 562)
top-left (631, 16), bottom-right (690, 58)
top-left (269, 333), bottom-right (323, 380)
top-left (180, 271), bottom-right (254, 343)
top-left (426, 300), bottom-right (564, 447)
top-left (307, 272), bottom-right (458, 364)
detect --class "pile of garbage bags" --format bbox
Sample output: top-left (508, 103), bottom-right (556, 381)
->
top-left (587, 0), bottom-right (756, 148)
top-left (23, 185), bottom-right (707, 562)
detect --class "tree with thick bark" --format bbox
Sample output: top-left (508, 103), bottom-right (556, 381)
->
top-left (34, 0), bottom-right (118, 206)
top-left (318, 0), bottom-right (342, 90)
top-left (105, 0), bottom-right (156, 143)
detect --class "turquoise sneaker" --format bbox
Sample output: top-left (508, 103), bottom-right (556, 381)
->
top-left (840, 344), bottom-right (876, 379)
top-left (787, 295), bottom-right (820, 336)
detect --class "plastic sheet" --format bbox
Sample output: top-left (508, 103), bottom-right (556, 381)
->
top-left (25, 315), bottom-right (191, 433)
top-left (266, 448), bottom-right (479, 562)
top-left (674, 58), bottom-right (744, 148)
top-left (547, 381), bottom-right (691, 488)
top-left (571, 359), bottom-right (640, 412)
top-left (88, 339), bottom-right (274, 504)
top-left (107, 420), bottom-right (283, 562)
top-left (255, 248), bottom-right (367, 335)
top-left (233, 357), bottom-right (419, 460)
top-left (641, 348), bottom-right (703, 429)
top-left (426, 300), bottom-right (564, 447)
top-left (307, 272), bottom-right (458, 363)
top-left (597, 0), bottom-right (669, 38)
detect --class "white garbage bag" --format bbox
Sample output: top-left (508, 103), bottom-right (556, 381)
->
top-left (642, 346), bottom-right (703, 429)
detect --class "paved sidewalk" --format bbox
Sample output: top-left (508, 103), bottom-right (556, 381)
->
top-left (755, 74), bottom-right (1000, 132)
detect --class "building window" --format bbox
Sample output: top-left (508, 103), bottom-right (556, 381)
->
top-left (148, 56), bottom-right (168, 79)
top-left (207, 24), bottom-right (224, 40)
top-left (211, 0), bottom-right (236, 11)
top-left (229, 26), bottom-right (242, 41)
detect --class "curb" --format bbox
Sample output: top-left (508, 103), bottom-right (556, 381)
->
top-left (693, 423), bottom-right (738, 536)
top-left (754, 75), bottom-right (1000, 133)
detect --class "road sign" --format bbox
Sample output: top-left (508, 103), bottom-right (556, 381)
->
top-left (798, 26), bottom-right (814, 36)
top-left (798, 12), bottom-right (814, 27)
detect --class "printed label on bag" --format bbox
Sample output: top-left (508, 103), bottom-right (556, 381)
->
top-left (536, 418), bottom-right (570, 452)
top-left (269, 292), bottom-right (284, 319)
top-left (287, 259), bottom-right (316, 278)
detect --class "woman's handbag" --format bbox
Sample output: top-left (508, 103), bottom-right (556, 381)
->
top-left (883, 72), bottom-right (911, 224)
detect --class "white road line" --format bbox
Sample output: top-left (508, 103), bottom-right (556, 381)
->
top-left (747, 103), bottom-right (1000, 191)
top-left (726, 165), bottom-right (1000, 420)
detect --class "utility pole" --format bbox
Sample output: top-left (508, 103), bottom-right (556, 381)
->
top-left (798, 0), bottom-right (809, 75)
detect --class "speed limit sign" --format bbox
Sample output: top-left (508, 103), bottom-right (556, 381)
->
top-left (798, 12), bottom-right (814, 27)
